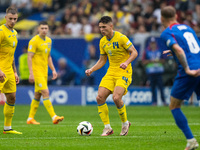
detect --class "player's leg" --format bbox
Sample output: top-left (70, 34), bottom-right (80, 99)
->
top-left (97, 86), bottom-right (113, 136)
top-left (2, 74), bottom-right (22, 134)
top-left (157, 74), bottom-right (166, 105)
top-left (3, 92), bottom-right (22, 134)
top-left (170, 76), bottom-right (199, 149)
top-left (150, 75), bottom-right (157, 105)
top-left (114, 74), bottom-right (132, 136)
top-left (113, 86), bottom-right (130, 136)
top-left (170, 97), bottom-right (198, 150)
top-left (41, 89), bottom-right (64, 124)
top-left (27, 92), bottom-right (41, 125)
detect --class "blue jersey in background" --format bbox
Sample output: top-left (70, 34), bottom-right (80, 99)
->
top-left (161, 23), bottom-right (200, 77)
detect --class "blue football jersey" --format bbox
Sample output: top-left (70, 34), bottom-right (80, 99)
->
top-left (161, 23), bottom-right (200, 77)
top-left (143, 48), bottom-right (164, 74)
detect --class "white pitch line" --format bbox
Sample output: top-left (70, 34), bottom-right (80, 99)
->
top-left (0, 136), bottom-right (142, 140)
top-left (0, 134), bottom-right (199, 140)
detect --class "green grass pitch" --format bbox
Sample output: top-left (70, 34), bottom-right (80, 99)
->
top-left (0, 105), bottom-right (199, 150)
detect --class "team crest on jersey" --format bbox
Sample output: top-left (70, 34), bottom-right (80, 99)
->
top-left (45, 49), bottom-right (47, 53)
top-left (107, 43), bottom-right (111, 46)
top-left (39, 83), bottom-right (42, 87)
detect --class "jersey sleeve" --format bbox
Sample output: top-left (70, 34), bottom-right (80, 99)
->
top-left (0, 28), bottom-right (5, 44)
top-left (160, 30), bottom-right (177, 49)
top-left (28, 39), bottom-right (37, 53)
top-left (99, 39), bottom-right (106, 55)
top-left (120, 35), bottom-right (133, 50)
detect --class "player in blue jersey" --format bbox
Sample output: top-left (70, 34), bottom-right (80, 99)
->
top-left (160, 6), bottom-right (200, 150)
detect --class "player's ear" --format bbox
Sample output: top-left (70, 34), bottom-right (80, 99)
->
top-left (175, 14), bottom-right (178, 20)
top-left (110, 23), bottom-right (113, 29)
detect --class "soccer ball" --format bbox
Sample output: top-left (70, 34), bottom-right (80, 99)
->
top-left (77, 121), bottom-right (93, 136)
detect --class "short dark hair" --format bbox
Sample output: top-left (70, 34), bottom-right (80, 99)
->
top-left (39, 21), bottom-right (48, 26)
top-left (99, 16), bottom-right (112, 24)
top-left (161, 6), bottom-right (176, 19)
top-left (6, 6), bottom-right (18, 14)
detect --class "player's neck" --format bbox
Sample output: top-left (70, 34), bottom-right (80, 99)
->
top-left (106, 30), bottom-right (114, 40)
top-left (39, 34), bottom-right (46, 40)
top-left (5, 24), bottom-right (13, 31)
top-left (167, 20), bottom-right (178, 28)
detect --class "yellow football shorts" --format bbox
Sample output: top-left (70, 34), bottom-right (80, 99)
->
top-left (0, 73), bottom-right (16, 93)
top-left (34, 76), bottom-right (48, 92)
top-left (99, 73), bottom-right (132, 95)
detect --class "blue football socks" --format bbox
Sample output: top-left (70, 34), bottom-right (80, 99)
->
top-left (171, 108), bottom-right (194, 139)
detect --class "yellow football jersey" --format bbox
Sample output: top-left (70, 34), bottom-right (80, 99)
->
top-left (28, 35), bottom-right (51, 77)
top-left (99, 31), bottom-right (133, 75)
top-left (0, 24), bottom-right (18, 74)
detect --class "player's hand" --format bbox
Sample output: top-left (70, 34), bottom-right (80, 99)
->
top-left (120, 62), bottom-right (128, 70)
top-left (163, 50), bottom-right (173, 57)
top-left (85, 69), bottom-right (93, 76)
top-left (52, 70), bottom-right (57, 80)
top-left (185, 68), bottom-right (200, 77)
top-left (14, 72), bottom-right (20, 84)
top-left (0, 70), bottom-right (6, 83)
top-left (29, 74), bottom-right (34, 83)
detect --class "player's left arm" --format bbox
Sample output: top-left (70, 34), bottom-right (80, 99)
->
top-left (12, 58), bottom-right (19, 84)
top-left (48, 55), bottom-right (57, 80)
top-left (172, 44), bottom-right (200, 77)
top-left (120, 45), bottom-right (138, 69)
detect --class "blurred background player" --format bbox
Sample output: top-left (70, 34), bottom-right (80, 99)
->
top-left (82, 44), bottom-right (98, 85)
top-left (85, 16), bottom-right (138, 136)
top-left (161, 6), bottom-right (200, 150)
top-left (18, 46), bottom-right (30, 85)
top-left (142, 37), bottom-right (166, 106)
top-left (0, 7), bottom-right (22, 134)
top-left (27, 21), bottom-right (64, 125)
top-left (55, 57), bottom-right (75, 85)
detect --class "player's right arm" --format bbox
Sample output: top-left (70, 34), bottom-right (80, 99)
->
top-left (85, 55), bottom-right (107, 76)
top-left (27, 52), bottom-right (34, 83)
top-left (172, 44), bottom-right (200, 77)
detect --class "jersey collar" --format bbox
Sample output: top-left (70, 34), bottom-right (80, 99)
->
top-left (4, 24), bottom-right (14, 32)
top-left (107, 31), bottom-right (115, 41)
top-left (38, 35), bottom-right (46, 41)
top-left (169, 23), bottom-right (179, 29)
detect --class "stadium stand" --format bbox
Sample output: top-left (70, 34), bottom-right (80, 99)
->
top-left (0, 0), bottom-right (200, 86)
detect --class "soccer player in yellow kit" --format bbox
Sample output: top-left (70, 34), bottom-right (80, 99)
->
top-left (0, 7), bottom-right (22, 134)
top-left (85, 16), bottom-right (138, 136)
top-left (27, 21), bottom-right (64, 125)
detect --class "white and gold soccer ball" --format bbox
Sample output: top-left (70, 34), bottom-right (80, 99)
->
top-left (77, 121), bottom-right (93, 136)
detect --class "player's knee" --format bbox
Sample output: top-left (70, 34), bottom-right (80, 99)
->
top-left (169, 102), bottom-right (181, 110)
top-left (42, 90), bottom-right (49, 98)
top-left (7, 95), bottom-right (16, 104)
top-left (96, 95), bottom-right (105, 104)
top-left (113, 95), bottom-right (120, 103)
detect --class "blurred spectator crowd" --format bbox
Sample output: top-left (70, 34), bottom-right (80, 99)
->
top-left (0, 0), bottom-right (200, 38)
top-left (0, 0), bottom-right (200, 87)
